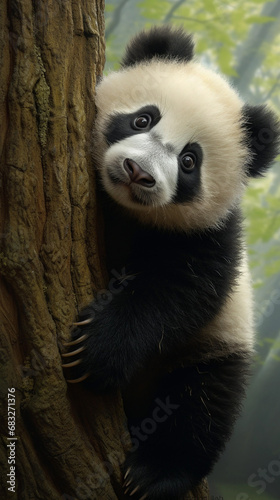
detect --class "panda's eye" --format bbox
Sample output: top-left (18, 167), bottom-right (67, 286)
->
top-left (180, 153), bottom-right (196, 173)
top-left (133, 114), bottom-right (152, 130)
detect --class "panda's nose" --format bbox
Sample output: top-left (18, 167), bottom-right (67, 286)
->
top-left (123, 159), bottom-right (156, 188)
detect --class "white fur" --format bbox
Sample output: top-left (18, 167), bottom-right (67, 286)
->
top-left (103, 134), bottom-right (178, 209)
top-left (201, 252), bottom-right (255, 355)
top-left (95, 59), bottom-right (250, 231)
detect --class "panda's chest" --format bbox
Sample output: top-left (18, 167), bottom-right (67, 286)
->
top-left (104, 209), bottom-right (137, 272)
top-left (104, 211), bottom-right (190, 278)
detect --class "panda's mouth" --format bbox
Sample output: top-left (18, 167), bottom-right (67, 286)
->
top-left (130, 189), bottom-right (155, 206)
top-left (107, 171), bottom-right (159, 207)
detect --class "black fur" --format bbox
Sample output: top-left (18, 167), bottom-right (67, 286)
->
top-left (121, 25), bottom-right (194, 67)
top-left (243, 104), bottom-right (280, 177)
top-left (65, 206), bottom-right (247, 498)
top-left (124, 352), bottom-right (251, 500)
top-left (174, 142), bottom-right (203, 204)
top-left (105, 105), bottom-right (162, 145)
top-left (68, 206), bottom-right (243, 390)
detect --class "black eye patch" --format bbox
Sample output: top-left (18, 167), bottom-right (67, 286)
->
top-left (104, 105), bottom-right (161, 145)
top-left (173, 142), bottom-right (203, 204)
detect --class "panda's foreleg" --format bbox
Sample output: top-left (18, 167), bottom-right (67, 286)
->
top-left (61, 279), bottom-right (173, 391)
top-left (123, 350), bottom-right (251, 500)
top-left (61, 266), bottom-right (211, 391)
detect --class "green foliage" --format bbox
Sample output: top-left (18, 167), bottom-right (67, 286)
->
top-left (135, 0), bottom-right (277, 77)
top-left (217, 45), bottom-right (238, 76)
top-left (246, 15), bottom-right (276, 23)
top-left (138, 0), bottom-right (171, 20)
top-left (215, 481), bottom-right (279, 500)
top-left (243, 169), bottom-right (280, 283)
top-left (105, 3), bottom-right (115, 13)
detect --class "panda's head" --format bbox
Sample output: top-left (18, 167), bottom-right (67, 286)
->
top-left (95, 26), bottom-right (280, 231)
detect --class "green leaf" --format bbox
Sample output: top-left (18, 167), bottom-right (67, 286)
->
top-left (246, 15), bottom-right (276, 24)
top-left (105, 4), bottom-right (115, 13)
top-left (263, 337), bottom-right (276, 344)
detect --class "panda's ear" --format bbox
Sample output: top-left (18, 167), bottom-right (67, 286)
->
top-left (243, 104), bottom-right (280, 177)
top-left (121, 25), bottom-right (194, 68)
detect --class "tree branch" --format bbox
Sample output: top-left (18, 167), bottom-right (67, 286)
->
top-left (164, 0), bottom-right (186, 23)
top-left (231, 1), bottom-right (280, 98)
top-left (106, 0), bottom-right (131, 40)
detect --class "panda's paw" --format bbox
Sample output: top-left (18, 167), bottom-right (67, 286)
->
top-left (60, 316), bottom-right (92, 382)
top-left (61, 313), bottom-right (123, 392)
top-left (123, 451), bottom-right (192, 500)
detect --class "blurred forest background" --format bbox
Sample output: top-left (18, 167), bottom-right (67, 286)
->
top-left (104, 1), bottom-right (280, 499)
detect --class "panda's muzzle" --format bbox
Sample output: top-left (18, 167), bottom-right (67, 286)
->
top-left (123, 158), bottom-right (156, 188)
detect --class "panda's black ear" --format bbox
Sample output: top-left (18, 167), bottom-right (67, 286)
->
top-left (121, 25), bottom-right (194, 67)
top-left (243, 104), bottom-right (280, 177)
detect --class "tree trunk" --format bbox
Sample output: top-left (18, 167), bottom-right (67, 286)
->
top-left (0, 1), bottom-right (209, 499)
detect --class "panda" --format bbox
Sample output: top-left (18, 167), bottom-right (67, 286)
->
top-left (62, 26), bottom-right (280, 500)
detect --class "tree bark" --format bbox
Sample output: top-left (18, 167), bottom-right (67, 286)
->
top-left (0, 1), bottom-right (127, 499)
top-left (0, 1), bottom-right (209, 499)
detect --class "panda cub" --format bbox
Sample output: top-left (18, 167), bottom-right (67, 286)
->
top-left (63, 26), bottom-right (280, 500)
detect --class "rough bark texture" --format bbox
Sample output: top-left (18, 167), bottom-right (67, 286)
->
top-left (0, 1), bottom-right (209, 499)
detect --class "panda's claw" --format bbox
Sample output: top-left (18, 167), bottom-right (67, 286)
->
top-left (61, 358), bottom-right (82, 368)
top-left (66, 372), bottom-right (90, 383)
top-left (61, 345), bottom-right (85, 357)
top-left (73, 318), bottom-right (93, 326)
top-left (123, 478), bottom-right (133, 488)
top-left (130, 486), bottom-right (140, 496)
top-left (62, 334), bottom-right (88, 347)
top-left (124, 468), bottom-right (131, 480)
